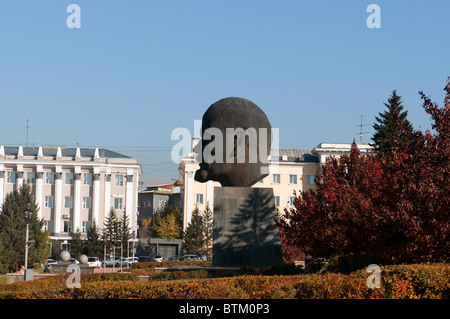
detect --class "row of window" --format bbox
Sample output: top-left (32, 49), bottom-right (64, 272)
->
top-left (4, 172), bottom-right (126, 186)
top-left (266, 174), bottom-right (315, 185)
top-left (43, 220), bottom-right (91, 233)
top-left (43, 196), bottom-right (123, 210)
top-left (194, 193), bottom-right (297, 207)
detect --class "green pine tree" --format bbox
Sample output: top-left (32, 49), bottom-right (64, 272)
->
top-left (372, 90), bottom-right (413, 156)
top-left (103, 208), bottom-right (120, 258)
top-left (202, 203), bottom-right (213, 257)
top-left (83, 220), bottom-right (103, 257)
top-left (70, 228), bottom-right (84, 259)
top-left (183, 206), bottom-right (205, 255)
top-left (119, 210), bottom-right (131, 256)
top-left (0, 183), bottom-right (49, 272)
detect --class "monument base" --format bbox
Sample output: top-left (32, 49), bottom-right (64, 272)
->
top-left (213, 187), bottom-right (282, 267)
top-left (50, 261), bottom-right (94, 274)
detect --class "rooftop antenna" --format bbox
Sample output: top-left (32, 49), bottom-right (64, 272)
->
top-left (25, 119), bottom-right (31, 147)
top-left (356, 115), bottom-right (370, 143)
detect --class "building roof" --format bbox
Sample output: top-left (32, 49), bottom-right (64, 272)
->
top-left (270, 149), bottom-right (320, 163)
top-left (0, 146), bottom-right (132, 159)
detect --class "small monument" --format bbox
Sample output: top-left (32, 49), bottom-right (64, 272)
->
top-left (195, 97), bottom-right (282, 267)
top-left (50, 251), bottom-right (93, 274)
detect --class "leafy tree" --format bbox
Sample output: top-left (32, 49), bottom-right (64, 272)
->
top-left (183, 206), bottom-right (205, 254)
top-left (153, 206), bottom-right (182, 239)
top-left (372, 90), bottom-right (413, 156)
top-left (279, 81), bottom-right (450, 264)
top-left (83, 221), bottom-right (103, 257)
top-left (0, 183), bottom-right (49, 272)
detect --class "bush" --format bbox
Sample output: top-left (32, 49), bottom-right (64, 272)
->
top-left (0, 263), bottom-right (448, 299)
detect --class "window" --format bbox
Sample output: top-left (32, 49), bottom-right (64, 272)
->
top-left (64, 196), bottom-right (73, 208)
top-left (115, 174), bottom-right (124, 186)
top-left (83, 173), bottom-right (92, 185)
top-left (195, 194), bottom-right (204, 204)
top-left (6, 171), bottom-right (15, 183)
top-left (273, 174), bottom-right (280, 184)
top-left (65, 172), bottom-right (73, 184)
top-left (289, 174), bottom-right (297, 184)
top-left (26, 172), bottom-right (35, 184)
top-left (63, 220), bottom-right (72, 233)
top-left (274, 196), bottom-right (280, 206)
top-left (43, 220), bottom-right (53, 232)
top-left (82, 197), bottom-right (91, 209)
top-left (289, 196), bottom-right (296, 206)
top-left (45, 172), bottom-right (54, 184)
top-left (44, 196), bottom-right (53, 208)
top-left (306, 175), bottom-right (315, 185)
top-left (82, 221), bottom-right (90, 233)
top-left (114, 198), bottom-right (123, 210)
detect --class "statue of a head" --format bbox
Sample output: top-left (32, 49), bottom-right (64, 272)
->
top-left (194, 97), bottom-right (272, 187)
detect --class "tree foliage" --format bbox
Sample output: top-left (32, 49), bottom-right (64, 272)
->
top-left (0, 184), bottom-right (50, 272)
top-left (183, 204), bottom-right (213, 256)
top-left (372, 90), bottom-right (413, 156)
top-left (153, 206), bottom-right (182, 239)
top-left (278, 80), bottom-right (450, 264)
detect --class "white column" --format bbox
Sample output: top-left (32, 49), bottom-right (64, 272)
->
top-left (35, 165), bottom-right (43, 219)
top-left (0, 165), bottom-right (4, 207)
top-left (73, 167), bottom-right (81, 232)
top-left (92, 169), bottom-right (100, 225)
top-left (54, 168), bottom-right (63, 234)
top-left (125, 170), bottom-right (134, 230)
top-left (16, 164), bottom-right (23, 189)
top-left (206, 180), bottom-right (213, 206)
top-left (104, 170), bottom-right (111, 218)
top-left (184, 170), bottom-right (194, 230)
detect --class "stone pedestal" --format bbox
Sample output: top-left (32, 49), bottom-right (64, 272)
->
top-left (50, 262), bottom-right (93, 274)
top-left (213, 187), bottom-right (282, 267)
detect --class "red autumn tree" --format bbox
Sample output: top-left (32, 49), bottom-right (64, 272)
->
top-left (278, 80), bottom-right (450, 264)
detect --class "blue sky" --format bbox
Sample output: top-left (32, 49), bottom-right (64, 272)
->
top-left (0, 1), bottom-right (449, 179)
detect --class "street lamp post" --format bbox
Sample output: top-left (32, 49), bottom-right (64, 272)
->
top-left (24, 202), bottom-right (34, 280)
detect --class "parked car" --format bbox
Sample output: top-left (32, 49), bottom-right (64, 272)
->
top-left (87, 257), bottom-right (102, 268)
top-left (102, 258), bottom-right (131, 268)
top-left (182, 254), bottom-right (201, 261)
top-left (126, 257), bottom-right (138, 263)
top-left (46, 258), bottom-right (57, 266)
top-left (152, 255), bottom-right (163, 262)
top-left (167, 256), bottom-right (180, 261)
top-left (69, 258), bottom-right (80, 264)
top-left (138, 256), bottom-right (153, 262)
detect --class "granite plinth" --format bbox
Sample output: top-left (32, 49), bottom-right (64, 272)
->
top-left (213, 187), bottom-right (282, 267)
top-left (50, 261), bottom-right (94, 274)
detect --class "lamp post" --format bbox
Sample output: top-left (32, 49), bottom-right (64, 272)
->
top-left (24, 202), bottom-right (34, 280)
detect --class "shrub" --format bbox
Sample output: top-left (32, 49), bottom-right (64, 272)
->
top-left (0, 263), bottom-right (447, 299)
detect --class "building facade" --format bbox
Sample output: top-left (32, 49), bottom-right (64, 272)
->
top-left (0, 145), bottom-right (141, 249)
top-left (179, 140), bottom-right (372, 230)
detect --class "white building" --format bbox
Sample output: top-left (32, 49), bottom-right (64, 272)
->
top-left (0, 145), bottom-right (141, 249)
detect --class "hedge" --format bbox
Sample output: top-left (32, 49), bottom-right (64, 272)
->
top-left (0, 263), bottom-right (448, 299)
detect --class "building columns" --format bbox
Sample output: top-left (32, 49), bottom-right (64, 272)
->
top-left (73, 168), bottom-right (81, 232)
top-left (184, 170), bottom-right (194, 230)
top-left (35, 166), bottom-right (43, 219)
top-left (92, 172), bottom-right (100, 226)
top-left (54, 169), bottom-right (63, 234)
